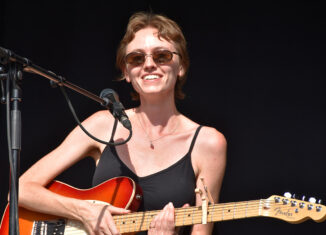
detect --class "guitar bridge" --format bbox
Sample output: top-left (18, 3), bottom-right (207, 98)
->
top-left (33, 219), bottom-right (66, 235)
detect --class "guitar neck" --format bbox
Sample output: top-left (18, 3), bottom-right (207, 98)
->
top-left (114, 199), bottom-right (263, 233)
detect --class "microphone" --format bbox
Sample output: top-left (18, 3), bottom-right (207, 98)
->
top-left (100, 88), bottom-right (131, 131)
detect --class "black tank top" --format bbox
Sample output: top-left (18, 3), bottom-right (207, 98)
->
top-left (92, 125), bottom-right (203, 234)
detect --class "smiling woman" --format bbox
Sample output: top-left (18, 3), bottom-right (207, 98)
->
top-left (123, 27), bottom-right (185, 103)
top-left (17, 11), bottom-right (227, 235)
top-left (116, 12), bottom-right (190, 101)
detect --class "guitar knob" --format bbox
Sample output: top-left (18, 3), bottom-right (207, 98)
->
top-left (309, 197), bottom-right (317, 203)
top-left (284, 192), bottom-right (292, 198)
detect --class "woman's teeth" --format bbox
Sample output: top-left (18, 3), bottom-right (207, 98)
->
top-left (144, 75), bottom-right (160, 80)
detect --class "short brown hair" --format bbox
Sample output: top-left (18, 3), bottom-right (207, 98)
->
top-left (116, 12), bottom-right (189, 100)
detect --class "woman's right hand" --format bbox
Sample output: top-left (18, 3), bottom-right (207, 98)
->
top-left (80, 201), bottom-right (130, 235)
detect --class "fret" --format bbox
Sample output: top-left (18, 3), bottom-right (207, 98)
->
top-left (182, 206), bottom-right (186, 226)
top-left (192, 206), bottom-right (195, 225)
top-left (211, 204), bottom-right (223, 222)
top-left (233, 201), bottom-right (249, 219)
top-left (240, 200), bottom-right (261, 218)
top-left (233, 202), bottom-right (236, 219)
top-left (210, 204), bottom-right (214, 222)
top-left (132, 213), bottom-right (137, 232)
top-left (259, 199), bottom-right (263, 216)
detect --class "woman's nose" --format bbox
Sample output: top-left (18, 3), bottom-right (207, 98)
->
top-left (143, 55), bottom-right (157, 70)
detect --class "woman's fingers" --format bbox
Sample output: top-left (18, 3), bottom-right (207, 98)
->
top-left (104, 204), bottom-right (130, 235)
top-left (182, 203), bottom-right (190, 208)
top-left (149, 202), bottom-right (176, 234)
top-left (107, 204), bottom-right (130, 214)
top-left (83, 203), bottom-right (130, 235)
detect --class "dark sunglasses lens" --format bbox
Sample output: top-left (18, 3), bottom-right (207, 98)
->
top-left (126, 53), bottom-right (145, 65)
top-left (153, 51), bottom-right (173, 64)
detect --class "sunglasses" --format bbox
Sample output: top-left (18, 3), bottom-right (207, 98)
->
top-left (125, 50), bottom-right (180, 66)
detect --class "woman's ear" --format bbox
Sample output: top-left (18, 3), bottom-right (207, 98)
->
top-left (124, 70), bottom-right (131, 83)
top-left (178, 65), bottom-right (185, 77)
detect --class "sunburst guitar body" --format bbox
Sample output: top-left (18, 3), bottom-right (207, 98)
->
top-left (0, 177), bottom-right (142, 235)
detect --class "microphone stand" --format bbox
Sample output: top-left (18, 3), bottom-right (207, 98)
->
top-left (0, 46), bottom-right (132, 235)
top-left (0, 61), bottom-right (23, 235)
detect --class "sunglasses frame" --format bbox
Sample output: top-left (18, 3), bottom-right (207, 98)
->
top-left (124, 49), bottom-right (181, 66)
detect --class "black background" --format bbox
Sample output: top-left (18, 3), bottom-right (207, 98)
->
top-left (0, 1), bottom-right (325, 234)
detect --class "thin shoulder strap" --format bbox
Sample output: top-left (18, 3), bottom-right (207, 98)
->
top-left (188, 125), bottom-right (203, 154)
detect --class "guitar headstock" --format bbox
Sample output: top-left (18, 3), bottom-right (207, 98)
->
top-left (261, 193), bottom-right (326, 223)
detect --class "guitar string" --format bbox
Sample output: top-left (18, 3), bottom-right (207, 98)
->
top-left (114, 200), bottom-right (318, 224)
top-left (118, 206), bottom-right (318, 224)
top-left (116, 200), bottom-right (319, 232)
top-left (60, 200), bottom-right (318, 234)
top-left (113, 199), bottom-right (315, 220)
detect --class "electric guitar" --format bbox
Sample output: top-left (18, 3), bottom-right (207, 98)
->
top-left (0, 177), bottom-right (325, 234)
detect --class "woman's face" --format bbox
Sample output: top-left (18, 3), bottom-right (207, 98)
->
top-left (124, 27), bottom-right (184, 99)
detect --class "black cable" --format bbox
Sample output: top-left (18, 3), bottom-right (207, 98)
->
top-left (59, 86), bottom-right (132, 146)
top-left (109, 117), bottom-right (119, 143)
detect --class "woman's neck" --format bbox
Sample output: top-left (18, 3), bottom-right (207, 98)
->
top-left (136, 94), bottom-right (179, 134)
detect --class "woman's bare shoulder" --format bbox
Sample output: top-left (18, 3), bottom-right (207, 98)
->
top-left (191, 125), bottom-right (227, 168)
top-left (180, 115), bottom-right (227, 147)
top-left (84, 110), bottom-right (113, 124)
top-left (198, 126), bottom-right (227, 149)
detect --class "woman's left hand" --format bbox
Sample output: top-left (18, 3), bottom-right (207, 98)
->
top-left (148, 202), bottom-right (176, 235)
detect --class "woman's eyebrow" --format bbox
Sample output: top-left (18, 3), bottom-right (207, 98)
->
top-left (128, 46), bottom-right (170, 53)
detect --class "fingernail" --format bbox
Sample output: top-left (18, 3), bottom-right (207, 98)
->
top-left (169, 202), bottom-right (173, 207)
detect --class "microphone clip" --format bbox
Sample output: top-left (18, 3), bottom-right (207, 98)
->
top-left (111, 101), bottom-right (125, 119)
top-left (99, 88), bottom-right (132, 131)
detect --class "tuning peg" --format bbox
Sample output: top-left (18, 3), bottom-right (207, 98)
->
top-left (284, 192), bottom-right (292, 198)
top-left (291, 193), bottom-right (296, 199)
top-left (309, 197), bottom-right (317, 203)
top-left (318, 199), bottom-right (322, 204)
top-left (302, 195), bottom-right (306, 201)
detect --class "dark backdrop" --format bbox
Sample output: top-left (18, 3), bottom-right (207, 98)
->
top-left (0, 1), bottom-right (325, 234)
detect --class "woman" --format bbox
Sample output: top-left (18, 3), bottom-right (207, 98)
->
top-left (19, 12), bottom-right (227, 235)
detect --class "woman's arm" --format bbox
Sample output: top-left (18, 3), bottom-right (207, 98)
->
top-left (18, 110), bottom-right (129, 234)
top-left (190, 126), bottom-right (227, 235)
